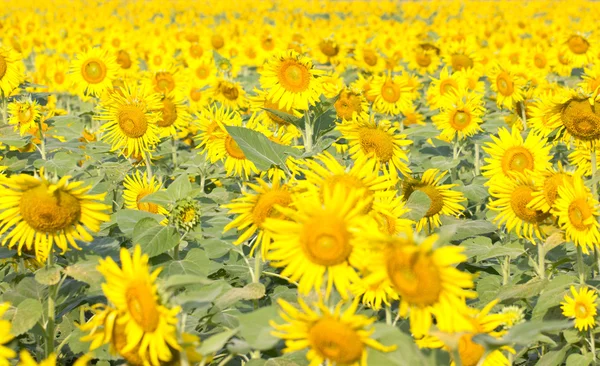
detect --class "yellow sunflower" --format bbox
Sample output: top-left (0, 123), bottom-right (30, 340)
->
top-left (123, 171), bottom-right (169, 217)
top-left (488, 174), bottom-right (551, 241)
top-left (568, 143), bottom-right (600, 177)
top-left (481, 127), bottom-right (551, 182)
top-left (260, 50), bottom-right (324, 111)
top-left (69, 47), bottom-right (119, 97)
top-left (156, 91), bottom-right (192, 138)
top-left (562, 33), bottom-right (594, 67)
top-left (548, 88), bottom-right (600, 147)
top-left (271, 298), bottom-right (396, 366)
top-left (337, 114), bottom-right (412, 178)
top-left (357, 227), bottom-right (475, 337)
top-left (553, 174), bottom-right (600, 254)
top-left (96, 84), bottom-right (163, 157)
top-left (81, 246), bottom-right (181, 366)
top-left (248, 88), bottom-right (302, 136)
top-left (427, 66), bottom-right (465, 110)
top-left (263, 185), bottom-right (371, 299)
top-left (145, 64), bottom-right (186, 95)
top-left (7, 99), bottom-right (42, 136)
top-left (194, 105), bottom-right (241, 150)
top-left (488, 63), bottom-right (526, 110)
top-left (528, 92), bottom-right (563, 137)
top-left (0, 46), bottom-right (24, 95)
top-left (334, 87), bottom-right (369, 122)
top-left (561, 286), bottom-right (598, 331)
top-left (432, 88), bottom-right (485, 141)
top-left (402, 169), bottom-right (466, 232)
top-left (210, 78), bottom-right (248, 110)
top-left (17, 351), bottom-right (56, 366)
top-left (0, 303), bottom-right (15, 366)
top-left (222, 176), bottom-right (292, 257)
top-left (528, 166), bottom-right (573, 213)
top-left (370, 194), bottom-right (414, 235)
top-left (0, 169), bottom-right (111, 262)
top-left (368, 75), bottom-right (412, 116)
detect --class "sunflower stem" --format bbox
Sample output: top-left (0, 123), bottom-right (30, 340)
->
top-left (590, 329), bottom-right (597, 363)
top-left (37, 118), bottom-right (47, 160)
top-left (253, 250), bottom-right (262, 284)
top-left (474, 142), bottom-right (480, 176)
top-left (144, 151), bottom-right (153, 182)
top-left (519, 101), bottom-right (528, 131)
top-left (1, 90), bottom-right (6, 125)
top-left (502, 255), bottom-right (510, 285)
top-left (304, 112), bottom-right (312, 153)
top-left (385, 306), bottom-right (392, 325)
top-left (45, 255), bottom-right (55, 358)
top-left (577, 245), bottom-right (586, 285)
top-left (171, 136), bottom-right (178, 169)
top-left (537, 241), bottom-right (545, 280)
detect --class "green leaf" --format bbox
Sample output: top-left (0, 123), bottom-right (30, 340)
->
top-left (312, 109), bottom-right (337, 142)
top-left (34, 265), bottom-right (62, 286)
top-left (226, 126), bottom-right (301, 171)
top-left (478, 241), bottom-right (524, 261)
top-left (162, 274), bottom-right (213, 290)
top-left (63, 256), bottom-right (102, 288)
top-left (112, 209), bottom-right (165, 236)
top-left (404, 191), bottom-right (431, 221)
top-left (262, 108), bottom-right (304, 129)
top-left (9, 299), bottom-right (43, 336)
top-left (0, 125), bottom-right (28, 147)
top-left (537, 346), bottom-right (570, 366)
top-left (133, 218), bottom-right (179, 257)
top-left (532, 274), bottom-right (577, 320)
top-left (139, 190), bottom-right (173, 207)
top-left (566, 353), bottom-right (594, 366)
top-left (166, 173), bottom-right (192, 200)
top-left (48, 115), bottom-right (84, 141)
top-left (498, 279), bottom-right (549, 301)
top-left (462, 237), bottom-right (493, 260)
top-left (237, 305), bottom-right (281, 351)
top-left (168, 248), bottom-right (211, 277)
top-left (215, 283), bottom-right (266, 309)
top-left (474, 320), bottom-right (571, 348)
top-left (197, 328), bottom-right (239, 354)
top-left (442, 219), bottom-right (497, 241)
top-left (368, 324), bottom-right (428, 366)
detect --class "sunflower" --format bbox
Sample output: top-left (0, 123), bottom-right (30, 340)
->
top-left (368, 75), bottom-right (412, 115)
top-left (528, 92), bottom-right (563, 137)
top-left (568, 143), bottom-right (600, 177)
top-left (0, 303), bottom-right (15, 366)
top-left (222, 176), bottom-right (292, 257)
top-left (7, 99), bottom-right (42, 136)
top-left (443, 40), bottom-right (481, 72)
top-left (407, 43), bottom-right (441, 75)
top-left (17, 351), bottom-right (56, 366)
top-left (156, 91), bottom-right (192, 138)
top-left (260, 50), bottom-right (324, 111)
top-left (481, 127), bottom-right (551, 182)
top-left (427, 67), bottom-right (465, 110)
top-left (488, 174), bottom-right (551, 241)
top-left (0, 169), bottom-right (111, 262)
top-left (69, 47), bottom-right (119, 97)
top-left (334, 87), bottom-right (369, 122)
top-left (81, 246), bottom-right (181, 366)
top-left (553, 174), bottom-right (600, 254)
top-left (432, 88), bottom-right (485, 141)
top-left (561, 286), bottom-right (598, 331)
top-left (337, 114), bottom-right (412, 178)
top-left (271, 298), bottom-right (396, 366)
top-left (353, 45), bottom-right (384, 72)
top-left (123, 171), bottom-right (169, 218)
top-left (579, 64), bottom-right (600, 94)
top-left (488, 63), bottom-right (526, 110)
top-left (210, 78), bottom-right (248, 110)
top-left (299, 151), bottom-right (396, 215)
top-left (194, 105), bottom-right (241, 150)
top-left (45, 55), bottom-right (70, 93)
top-left (0, 46), bottom-right (24, 95)
top-left (357, 228), bottom-right (475, 337)
top-left (528, 167), bottom-right (573, 212)
top-left (96, 84), bottom-right (163, 158)
top-left (562, 33), bottom-right (594, 67)
top-left (263, 185), bottom-right (371, 299)
top-left (418, 300), bottom-right (516, 366)
top-left (248, 88), bottom-right (302, 136)
top-left (402, 169), bottom-right (466, 232)
top-left (370, 194), bottom-right (414, 235)
top-left (547, 88), bottom-right (600, 147)
top-left (145, 65), bottom-right (185, 95)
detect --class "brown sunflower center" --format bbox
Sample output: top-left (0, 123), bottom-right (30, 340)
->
top-left (534, 54), bottom-right (547, 69)
top-left (363, 49), bottom-right (378, 66)
top-left (561, 99), bottom-right (600, 141)
top-left (125, 281), bottom-right (160, 332)
top-left (54, 71), bottom-right (65, 84)
top-left (20, 184), bottom-right (81, 232)
top-left (116, 50), bottom-right (132, 69)
top-left (358, 127), bottom-right (394, 162)
top-left (501, 146), bottom-right (534, 174)
top-left (568, 199), bottom-right (592, 231)
top-left (386, 248), bottom-right (442, 306)
top-left (575, 301), bottom-right (590, 318)
top-left (334, 91), bottom-right (363, 120)
top-left (301, 213), bottom-right (351, 266)
top-left (154, 72), bottom-right (175, 93)
top-left (381, 80), bottom-right (401, 103)
top-left (308, 317), bottom-right (364, 364)
top-left (451, 54), bottom-right (473, 71)
top-left (277, 60), bottom-right (310, 93)
top-left (568, 36), bottom-right (590, 55)
top-left (81, 59), bottom-right (107, 84)
top-left (118, 105), bottom-right (148, 138)
top-left (0, 55), bottom-right (7, 79)
top-left (224, 135), bottom-right (246, 160)
top-left (195, 65), bottom-right (210, 80)
top-left (510, 185), bottom-right (549, 223)
top-left (458, 334), bottom-right (486, 366)
top-left (219, 83), bottom-right (240, 101)
top-left (189, 43), bottom-right (204, 59)
top-left (319, 40), bottom-right (340, 57)
top-left (158, 98), bottom-right (177, 128)
top-left (440, 79), bottom-right (458, 94)
top-left (451, 111), bottom-right (472, 130)
top-left (415, 52), bottom-right (432, 67)
top-left (252, 189), bottom-right (292, 226)
top-left (211, 34), bottom-right (225, 49)
top-left (190, 88), bottom-right (202, 102)
top-left (496, 71), bottom-right (514, 96)
top-left (18, 105), bottom-right (34, 124)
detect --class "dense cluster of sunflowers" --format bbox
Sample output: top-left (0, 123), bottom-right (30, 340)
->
top-left (2, 0), bottom-right (600, 365)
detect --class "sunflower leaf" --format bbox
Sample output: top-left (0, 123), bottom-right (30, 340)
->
top-left (133, 217), bottom-right (179, 257)
top-left (196, 328), bottom-right (239, 355)
top-left (8, 298), bottom-right (43, 336)
top-left (262, 108), bottom-right (304, 129)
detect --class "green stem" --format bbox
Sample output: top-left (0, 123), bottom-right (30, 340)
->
top-left (45, 255), bottom-right (55, 358)
top-left (144, 151), bottom-right (153, 181)
top-left (253, 250), bottom-right (262, 284)
top-left (173, 244), bottom-right (180, 260)
top-left (577, 245), bottom-right (586, 285)
top-left (385, 306), bottom-right (392, 325)
top-left (520, 101), bottom-right (528, 131)
top-left (304, 112), bottom-right (312, 153)
top-left (216, 354), bottom-right (233, 366)
top-left (502, 255), bottom-right (510, 285)
top-left (537, 241), bottom-right (545, 280)
top-left (591, 329), bottom-right (597, 364)
top-left (171, 136), bottom-right (178, 169)
top-left (37, 119), bottom-right (47, 160)
top-left (474, 142), bottom-right (480, 176)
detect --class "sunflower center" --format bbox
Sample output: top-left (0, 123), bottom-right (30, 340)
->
top-left (534, 54), bottom-right (547, 69)
top-left (543, 174), bottom-right (569, 207)
top-left (211, 34), bottom-right (225, 49)
top-left (0, 55), bottom-right (7, 79)
top-left (414, 185), bottom-right (445, 217)
top-left (568, 36), bottom-right (590, 55)
top-left (575, 301), bottom-right (590, 318)
top-left (561, 99), bottom-right (600, 141)
top-left (261, 36), bottom-right (275, 51)
top-left (301, 213), bottom-right (351, 266)
top-left (358, 127), bottom-right (394, 162)
top-left (496, 71), bottom-right (514, 96)
top-left (195, 65), bottom-right (209, 80)
top-left (386, 249), bottom-right (442, 306)
top-left (319, 40), bottom-right (340, 57)
top-left (54, 71), bottom-right (65, 84)
top-left (190, 88), bottom-right (202, 102)
top-left (501, 146), bottom-right (534, 174)
top-left (308, 317), bottom-right (364, 364)
top-left (363, 49), bottom-right (378, 66)
top-left (152, 55), bottom-right (163, 66)
top-left (415, 52), bottom-right (432, 67)
top-left (18, 106), bottom-right (34, 124)
top-left (451, 111), bottom-right (472, 130)
top-left (510, 185), bottom-right (549, 223)
top-left (158, 98), bottom-right (177, 128)
top-left (334, 92), bottom-right (363, 120)
top-left (154, 72), bottom-right (175, 93)
top-left (220, 83), bottom-right (240, 101)
top-left (458, 334), bottom-right (486, 366)
top-left (189, 43), bottom-right (204, 58)
top-left (252, 189), bottom-right (292, 226)
top-left (568, 199), bottom-right (592, 231)
top-left (440, 79), bottom-right (457, 94)
top-left (20, 184), bottom-right (81, 232)
top-left (180, 207), bottom-right (196, 223)
top-left (125, 281), bottom-right (160, 332)
top-left (381, 80), bottom-right (401, 103)
top-left (277, 60), bottom-right (310, 93)
top-left (81, 59), bottom-right (107, 84)
top-left (224, 135), bottom-right (246, 160)
top-left (118, 105), bottom-right (148, 138)
top-left (451, 54), bottom-right (473, 71)
top-left (116, 50), bottom-right (132, 69)
top-left (136, 191), bottom-right (159, 214)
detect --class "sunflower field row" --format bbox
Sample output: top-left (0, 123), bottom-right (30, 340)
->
top-left (1, 0), bottom-right (600, 365)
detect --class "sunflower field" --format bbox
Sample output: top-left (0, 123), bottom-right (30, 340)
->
top-left (4, 0), bottom-right (600, 365)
